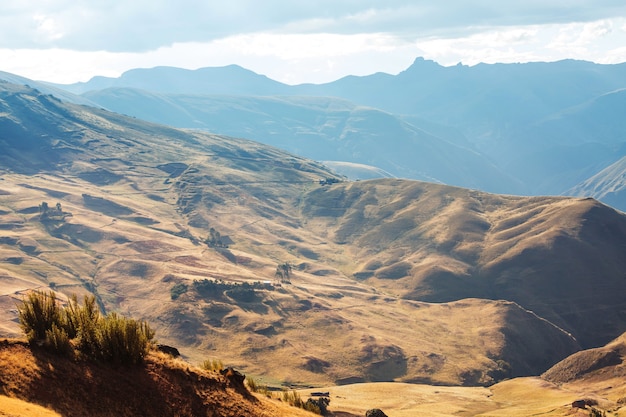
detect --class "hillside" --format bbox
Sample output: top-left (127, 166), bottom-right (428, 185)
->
top-left (0, 339), bottom-right (312, 417)
top-left (299, 179), bottom-right (626, 349)
top-left (49, 59), bottom-right (626, 209)
top-left (2, 81), bottom-right (626, 390)
top-left (3, 334), bottom-right (626, 417)
top-left (80, 88), bottom-right (518, 193)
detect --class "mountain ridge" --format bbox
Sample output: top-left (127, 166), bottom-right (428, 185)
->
top-left (3, 82), bottom-right (626, 391)
top-left (40, 58), bottom-right (626, 210)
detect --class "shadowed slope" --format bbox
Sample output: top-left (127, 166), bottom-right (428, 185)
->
top-left (2, 81), bottom-right (625, 388)
top-left (0, 340), bottom-right (311, 417)
top-left (301, 179), bottom-right (626, 349)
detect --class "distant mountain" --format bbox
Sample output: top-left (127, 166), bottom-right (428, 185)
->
top-left (567, 156), bottom-right (626, 211)
top-left (50, 59), bottom-right (626, 208)
top-left (497, 88), bottom-right (626, 199)
top-left (319, 161), bottom-right (396, 180)
top-left (80, 88), bottom-right (521, 193)
top-left (3, 81), bottom-right (626, 387)
top-left (57, 65), bottom-right (291, 96)
top-left (0, 71), bottom-right (97, 106)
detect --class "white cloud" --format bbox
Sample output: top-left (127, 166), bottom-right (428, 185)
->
top-left (33, 14), bottom-right (65, 42)
top-left (2, 2), bottom-right (626, 84)
top-left (1, 1), bottom-right (626, 52)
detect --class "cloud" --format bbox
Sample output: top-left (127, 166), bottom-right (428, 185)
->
top-left (2, 2), bottom-right (626, 85)
top-left (1, 1), bottom-right (625, 52)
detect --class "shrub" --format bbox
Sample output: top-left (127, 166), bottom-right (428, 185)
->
top-left (282, 390), bottom-right (303, 408)
top-left (17, 291), bottom-right (155, 365)
top-left (170, 282), bottom-right (188, 300)
top-left (17, 290), bottom-right (63, 342)
top-left (589, 407), bottom-right (606, 417)
top-left (280, 390), bottom-right (325, 414)
top-left (225, 286), bottom-right (256, 302)
top-left (65, 295), bottom-right (101, 356)
top-left (44, 323), bottom-right (73, 355)
top-left (96, 312), bottom-right (155, 365)
top-left (246, 377), bottom-right (272, 397)
top-left (303, 399), bottom-right (322, 414)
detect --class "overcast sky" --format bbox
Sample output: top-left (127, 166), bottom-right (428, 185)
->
top-left (2, 1), bottom-right (626, 84)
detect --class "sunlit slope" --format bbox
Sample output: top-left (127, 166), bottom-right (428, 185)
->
top-left (300, 179), bottom-right (626, 349)
top-left (2, 81), bottom-right (626, 387)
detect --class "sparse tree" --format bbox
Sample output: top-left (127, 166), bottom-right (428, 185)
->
top-left (275, 262), bottom-right (293, 283)
top-left (206, 227), bottom-right (224, 247)
top-left (39, 202), bottom-right (50, 219)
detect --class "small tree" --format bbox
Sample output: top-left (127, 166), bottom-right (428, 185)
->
top-left (275, 262), bottom-right (293, 283)
top-left (206, 227), bottom-right (224, 247)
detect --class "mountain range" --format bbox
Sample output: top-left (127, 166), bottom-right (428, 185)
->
top-left (40, 58), bottom-right (626, 211)
top-left (2, 79), bottom-right (626, 383)
top-left (2, 61), bottom-right (626, 415)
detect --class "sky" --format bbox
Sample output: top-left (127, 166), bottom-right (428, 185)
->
top-left (2, 1), bottom-right (626, 85)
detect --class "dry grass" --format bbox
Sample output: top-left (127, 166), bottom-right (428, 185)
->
top-left (2, 84), bottom-right (626, 403)
top-left (2, 335), bottom-right (625, 417)
top-left (0, 339), bottom-right (315, 417)
top-left (1, 160), bottom-right (619, 388)
top-left (0, 395), bottom-right (61, 417)
top-left (0, 84), bottom-right (626, 416)
top-left (295, 368), bottom-right (626, 417)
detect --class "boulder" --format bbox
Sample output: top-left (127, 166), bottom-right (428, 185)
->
top-left (365, 409), bottom-right (388, 417)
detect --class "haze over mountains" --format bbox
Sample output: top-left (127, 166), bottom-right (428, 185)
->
top-left (44, 58), bottom-right (626, 211)
top-left (2, 59), bottom-right (626, 415)
top-left (2, 79), bottom-right (626, 388)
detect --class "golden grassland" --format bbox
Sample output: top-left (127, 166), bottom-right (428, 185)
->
top-left (0, 339), bottom-right (316, 417)
top-left (0, 395), bottom-right (62, 417)
top-left (2, 83), bottom-right (626, 416)
top-left (1, 170), bottom-right (598, 387)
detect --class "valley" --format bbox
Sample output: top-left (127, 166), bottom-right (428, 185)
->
top-left (1, 79), bottom-right (626, 416)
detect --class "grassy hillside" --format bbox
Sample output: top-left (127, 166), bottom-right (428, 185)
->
top-left (2, 333), bottom-right (625, 417)
top-left (2, 81), bottom-right (626, 390)
top-left (300, 179), bottom-right (626, 348)
top-left (0, 339), bottom-right (313, 417)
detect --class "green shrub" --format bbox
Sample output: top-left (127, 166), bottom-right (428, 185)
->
top-left (71, 294), bottom-right (100, 357)
top-left (17, 290), bottom-right (63, 342)
top-left (170, 282), bottom-right (188, 300)
top-left (96, 312), bottom-right (155, 365)
top-left (44, 323), bottom-right (73, 355)
top-left (17, 291), bottom-right (155, 365)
